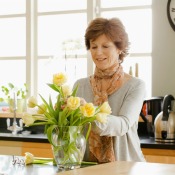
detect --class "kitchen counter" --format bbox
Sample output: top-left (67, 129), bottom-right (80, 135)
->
top-left (1, 132), bottom-right (175, 150)
top-left (0, 155), bottom-right (175, 175)
top-left (140, 136), bottom-right (175, 149)
top-left (0, 132), bottom-right (48, 143)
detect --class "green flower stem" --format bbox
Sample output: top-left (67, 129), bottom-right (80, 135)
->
top-left (81, 161), bottom-right (98, 165)
top-left (85, 122), bottom-right (91, 140)
top-left (33, 157), bottom-right (54, 164)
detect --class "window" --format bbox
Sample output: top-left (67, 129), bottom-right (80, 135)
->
top-left (0, 0), bottom-right (26, 98)
top-left (100, 0), bottom-right (152, 97)
top-left (0, 0), bottom-right (152, 101)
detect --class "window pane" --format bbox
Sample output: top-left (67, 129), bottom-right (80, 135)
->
top-left (102, 9), bottom-right (152, 53)
top-left (0, 60), bottom-right (26, 97)
top-left (0, 0), bottom-right (25, 15)
top-left (0, 18), bottom-right (26, 56)
top-left (38, 0), bottom-right (86, 12)
top-left (101, 0), bottom-right (151, 8)
top-left (38, 13), bottom-right (87, 56)
top-left (123, 56), bottom-right (152, 97)
top-left (38, 57), bottom-right (87, 101)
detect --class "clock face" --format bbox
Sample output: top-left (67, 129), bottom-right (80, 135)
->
top-left (167, 0), bottom-right (175, 31)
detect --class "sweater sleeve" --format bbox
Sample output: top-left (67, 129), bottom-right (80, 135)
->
top-left (94, 79), bottom-right (146, 137)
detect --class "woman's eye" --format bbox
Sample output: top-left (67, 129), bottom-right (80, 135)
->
top-left (103, 45), bottom-right (109, 48)
top-left (91, 46), bottom-right (97, 49)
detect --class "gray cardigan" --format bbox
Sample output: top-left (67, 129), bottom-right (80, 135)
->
top-left (74, 76), bottom-right (146, 162)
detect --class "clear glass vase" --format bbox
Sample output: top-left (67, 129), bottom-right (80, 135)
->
top-left (51, 126), bottom-right (86, 171)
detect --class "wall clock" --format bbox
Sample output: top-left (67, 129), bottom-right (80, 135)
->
top-left (167, 0), bottom-right (175, 31)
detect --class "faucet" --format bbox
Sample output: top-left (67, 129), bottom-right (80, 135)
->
top-left (6, 92), bottom-right (23, 135)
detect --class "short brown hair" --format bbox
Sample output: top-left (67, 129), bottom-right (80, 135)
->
top-left (85, 17), bottom-right (130, 63)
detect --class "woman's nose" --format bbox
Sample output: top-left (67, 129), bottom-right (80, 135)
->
top-left (95, 47), bottom-right (103, 55)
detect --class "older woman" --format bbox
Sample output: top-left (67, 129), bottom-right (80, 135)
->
top-left (74, 17), bottom-right (146, 163)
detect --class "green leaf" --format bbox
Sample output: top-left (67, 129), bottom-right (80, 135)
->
top-left (8, 83), bottom-right (14, 89)
top-left (80, 116), bottom-right (96, 125)
top-left (39, 94), bottom-right (56, 119)
top-left (58, 107), bottom-right (70, 126)
top-left (71, 84), bottom-right (79, 97)
top-left (47, 83), bottom-right (61, 93)
top-left (46, 125), bottom-right (58, 146)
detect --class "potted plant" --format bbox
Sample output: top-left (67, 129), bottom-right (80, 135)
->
top-left (0, 83), bottom-right (28, 113)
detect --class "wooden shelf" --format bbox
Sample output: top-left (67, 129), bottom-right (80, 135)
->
top-left (0, 112), bottom-right (23, 118)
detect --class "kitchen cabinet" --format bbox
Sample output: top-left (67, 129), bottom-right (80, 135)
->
top-left (21, 142), bottom-right (53, 157)
top-left (142, 148), bottom-right (175, 164)
top-left (1, 141), bottom-right (175, 164)
top-left (0, 141), bottom-right (21, 156)
top-left (0, 140), bottom-right (53, 158)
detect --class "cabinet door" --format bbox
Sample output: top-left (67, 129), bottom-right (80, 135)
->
top-left (21, 142), bottom-right (53, 158)
top-left (0, 141), bottom-right (22, 156)
top-left (142, 148), bottom-right (175, 164)
top-left (145, 155), bottom-right (175, 164)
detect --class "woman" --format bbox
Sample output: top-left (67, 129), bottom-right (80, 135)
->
top-left (74, 17), bottom-right (146, 163)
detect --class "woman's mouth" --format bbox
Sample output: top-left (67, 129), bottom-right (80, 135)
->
top-left (96, 58), bottom-right (106, 61)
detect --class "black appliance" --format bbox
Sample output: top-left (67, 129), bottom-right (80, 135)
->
top-left (140, 96), bottom-right (163, 137)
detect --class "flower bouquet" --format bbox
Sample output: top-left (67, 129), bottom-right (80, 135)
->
top-left (22, 72), bottom-right (111, 170)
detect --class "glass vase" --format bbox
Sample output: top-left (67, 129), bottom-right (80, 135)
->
top-left (51, 126), bottom-right (86, 171)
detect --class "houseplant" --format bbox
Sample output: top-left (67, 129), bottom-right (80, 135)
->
top-left (0, 83), bottom-right (28, 112)
top-left (22, 72), bottom-right (111, 170)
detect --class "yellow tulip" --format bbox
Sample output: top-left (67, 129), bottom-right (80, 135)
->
top-left (67, 96), bottom-right (80, 110)
top-left (96, 112), bottom-right (108, 123)
top-left (80, 103), bottom-right (95, 117)
top-left (22, 113), bottom-right (35, 126)
top-left (28, 96), bottom-right (37, 108)
top-left (62, 85), bottom-right (72, 98)
top-left (37, 104), bottom-right (47, 114)
top-left (24, 152), bottom-right (34, 165)
top-left (99, 101), bottom-right (112, 114)
top-left (53, 72), bottom-right (67, 86)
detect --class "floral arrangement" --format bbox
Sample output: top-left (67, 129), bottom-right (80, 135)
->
top-left (22, 72), bottom-right (111, 168)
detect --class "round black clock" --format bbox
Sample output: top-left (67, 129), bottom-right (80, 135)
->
top-left (167, 0), bottom-right (175, 31)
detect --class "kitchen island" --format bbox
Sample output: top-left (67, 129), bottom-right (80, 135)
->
top-left (0, 155), bottom-right (175, 175)
top-left (1, 132), bottom-right (175, 164)
top-left (1, 114), bottom-right (175, 164)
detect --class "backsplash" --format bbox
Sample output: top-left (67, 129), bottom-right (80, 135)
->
top-left (0, 117), bottom-right (44, 134)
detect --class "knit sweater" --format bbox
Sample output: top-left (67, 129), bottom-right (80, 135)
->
top-left (73, 76), bottom-right (146, 162)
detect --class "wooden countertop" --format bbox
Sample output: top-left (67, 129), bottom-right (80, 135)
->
top-left (0, 155), bottom-right (175, 175)
top-left (58, 161), bottom-right (175, 175)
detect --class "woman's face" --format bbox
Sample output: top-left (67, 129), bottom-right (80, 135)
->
top-left (90, 34), bottom-right (121, 70)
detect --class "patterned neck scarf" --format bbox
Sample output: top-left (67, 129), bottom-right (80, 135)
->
top-left (89, 61), bottom-right (124, 163)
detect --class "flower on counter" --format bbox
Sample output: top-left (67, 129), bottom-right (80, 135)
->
top-left (24, 152), bottom-right (53, 165)
top-left (24, 152), bottom-right (34, 165)
top-left (24, 152), bottom-right (97, 166)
